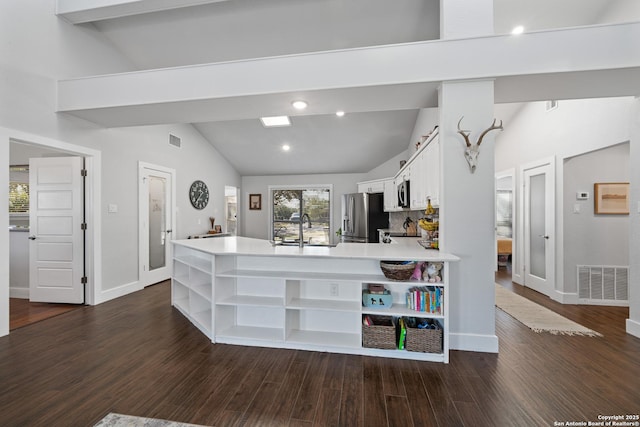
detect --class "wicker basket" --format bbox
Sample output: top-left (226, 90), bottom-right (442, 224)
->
top-left (380, 261), bottom-right (416, 281)
top-left (362, 316), bottom-right (397, 349)
top-left (405, 321), bottom-right (443, 353)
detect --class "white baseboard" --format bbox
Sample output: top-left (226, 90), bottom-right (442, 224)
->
top-left (553, 290), bottom-right (578, 304)
top-left (626, 318), bottom-right (640, 339)
top-left (10, 287), bottom-right (29, 299)
top-left (95, 281), bottom-right (142, 305)
top-left (449, 332), bottom-right (499, 353)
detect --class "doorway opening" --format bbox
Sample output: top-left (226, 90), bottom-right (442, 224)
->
top-left (6, 138), bottom-right (99, 331)
top-left (495, 169), bottom-right (515, 282)
top-left (269, 185), bottom-right (332, 246)
top-left (225, 186), bottom-right (238, 235)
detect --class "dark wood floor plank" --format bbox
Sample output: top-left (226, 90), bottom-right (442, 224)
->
top-left (384, 395), bottom-right (413, 427)
top-left (379, 357), bottom-right (406, 397)
top-left (1, 278), bottom-right (639, 427)
top-left (290, 352), bottom-right (330, 423)
top-left (362, 356), bottom-right (387, 427)
top-left (338, 356), bottom-right (364, 427)
top-left (399, 360), bottom-right (438, 427)
top-left (313, 387), bottom-right (342, 427)
top-left (9, 298), bottom-right (80, 330)
top-left (262, 360), bottom-right (309, 426)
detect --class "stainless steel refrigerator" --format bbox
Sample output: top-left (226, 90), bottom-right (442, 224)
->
top-left (341, 192), bottom-right (388, 243)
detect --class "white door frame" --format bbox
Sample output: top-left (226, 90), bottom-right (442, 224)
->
top-left (519, 156), bottom-right (556, 296)
top-left (1, 127), bottom-right (101, 337)
top-left (138, 162), bottom-right (176, 287)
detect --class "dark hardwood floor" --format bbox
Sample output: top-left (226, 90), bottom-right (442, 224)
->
top-left (1, 277), bottom-right (639, 427)
top-left (9, 298), bottom-right (81, 330)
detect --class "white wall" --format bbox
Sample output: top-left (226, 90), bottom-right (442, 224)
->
top-left (495, 97), bottom-right (633, 297)
top-left (627, 98), bottom-right (640, 338)
top-left (598, 0), bottom-right (640, 24)
top-left (241, 173), bottom-right (367, 243)
top-left (563, 143), bottom-right (629, 294)
top-left (0, 0), bottom-right (241, 330)
top-left (364, 151), bottom-right (409, 181)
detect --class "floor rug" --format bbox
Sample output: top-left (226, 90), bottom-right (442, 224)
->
top-left (94, 413), bottom-right (209, 427)
top-left (495, 284), bottom-right (602, 337)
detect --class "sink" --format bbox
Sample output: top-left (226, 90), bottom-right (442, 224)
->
top-left (269, 240), bottom-right (338, 248)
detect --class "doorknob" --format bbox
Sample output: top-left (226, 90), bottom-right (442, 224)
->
top-left (28, 235), bottom-right (36, 240)
top-left (166, 229), bottom-right (172, 234)
top-left (538, 235), bottom-right (549, 239)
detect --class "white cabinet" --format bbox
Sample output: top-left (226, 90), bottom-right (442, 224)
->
top-left (423, 135), bottom-right (440, 207)
top-left (172, 245), bottom-right (454, 363)
top-left (172, 245), bottom-right (214, 338)
top-left (357, 179), bottom-right (385, 194)
top-left (407, 134), bottom-right (440, 211)
top-left (383, 178), bottom-right (400, 212)
top-left (410, 150), bottom-right (426, 210)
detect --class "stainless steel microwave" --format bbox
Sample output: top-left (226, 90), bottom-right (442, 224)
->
top-left (397, 179), bottom-right (410, 208)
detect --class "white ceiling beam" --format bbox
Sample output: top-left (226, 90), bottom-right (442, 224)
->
top-left (56, 0), bottom-right (230, 24)
top-left (57, 22), bottom-right (640, 126)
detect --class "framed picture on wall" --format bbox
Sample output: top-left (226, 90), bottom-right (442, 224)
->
top-left (594, 182), bottom-right (629, 214)
top-left (249, 194), bottom-right (262, 210)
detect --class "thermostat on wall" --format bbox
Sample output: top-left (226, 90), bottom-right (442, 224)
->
top-left (576, 191), bottom-right (589, 200)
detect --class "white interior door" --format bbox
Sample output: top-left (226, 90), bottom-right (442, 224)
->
top-left (29, 157), bottom-right (84, 303)
top-left (140, 164), bottom-right (175, 286)
top-left (225, 186), bottom-right (238, 236)
top-left (523, 160), bottom-right (555, 296)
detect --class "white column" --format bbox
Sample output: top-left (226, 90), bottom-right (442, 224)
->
top-left (627, 97), bottom-right (640, 338)
top-left (439, 80), bottom-right (498, 352)
top-left (440, 0), bottom-right (494, 39)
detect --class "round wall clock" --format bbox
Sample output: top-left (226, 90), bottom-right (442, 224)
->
top-left (189, 180), bottom-right (209, 210)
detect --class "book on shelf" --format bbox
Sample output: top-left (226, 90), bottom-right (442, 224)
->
top-left (406, 286), bottom-right (443, 314)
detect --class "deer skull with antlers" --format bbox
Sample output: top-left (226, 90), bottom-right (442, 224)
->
top-left (457, 117), bottom-right (503, 173)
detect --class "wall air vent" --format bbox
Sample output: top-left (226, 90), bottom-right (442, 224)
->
top-left (577, 265), bottom-right (628, 306)
top-left (169, 134), bottom-right (181, 148)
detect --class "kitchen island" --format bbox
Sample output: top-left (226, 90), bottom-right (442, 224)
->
top-left (171, 236), bottom-right (459, 362)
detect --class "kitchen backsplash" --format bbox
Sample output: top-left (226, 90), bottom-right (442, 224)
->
top-left (389, 209), bottom-right (439, 233)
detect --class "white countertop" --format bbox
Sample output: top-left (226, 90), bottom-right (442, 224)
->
top-left (172, 236), bottom-right (458, 262)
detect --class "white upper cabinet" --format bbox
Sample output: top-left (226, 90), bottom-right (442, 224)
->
top-left (357, 179), bottom-right (385, 194)
top-left (383, 178), bottom-right (400, 212)
top-left (423, 135), bottom-right (440, 207)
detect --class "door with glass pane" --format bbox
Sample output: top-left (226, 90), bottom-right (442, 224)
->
top-left (139, 164), bottom-right (175, 287)
top-left (523, 161), bottom-right (555, 296)
top-left (271, 187), bottom-right (331, 245)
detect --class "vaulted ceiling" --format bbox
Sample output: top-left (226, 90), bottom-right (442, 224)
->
top-left (57, 0), bottom-right (640, 175)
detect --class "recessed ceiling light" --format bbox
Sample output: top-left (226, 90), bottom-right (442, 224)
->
top-left (511, 25), bottom-right (524, 35)
top-left (282, 144), bottom-right (291, 151)
top-left (260, 116), bottom-right (291, 127)
top-left (292, 100), bottom-right (308, 110)
top-left (336, 110), bottom-right (345, 117)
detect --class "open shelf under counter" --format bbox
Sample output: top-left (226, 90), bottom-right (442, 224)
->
top-left (286, 329), bottom-right (360, 348)
top-left (362, 305), bottom-right (445, 319)
top-left (216, 325), bottom-right (284, 342)
top-left (216, 294), bottom-right (284, 307)
top-left (286, 297), bottom-right (360, 312)
top-left (191, 309), bottom-right (212, 338)
top-left (216, 268), bottom-right (399, 284)
top-left (174, 255), bottom-right (212, 273)
top-left (190, 283), bottom-right (211, 302)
